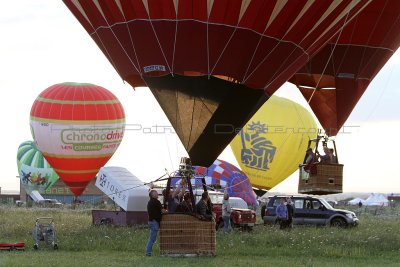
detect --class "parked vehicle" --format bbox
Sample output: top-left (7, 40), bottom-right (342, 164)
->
top-left (263, 195), bottom-right (358, 227)
top-left (211, 194), bottom-right (256, 230)
top-left (37, 199), bottom-right (63, 208)
top-left (157, 189), bottom-right (257, 230)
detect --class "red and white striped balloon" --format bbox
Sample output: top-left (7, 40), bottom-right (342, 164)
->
top-left (30, 82), bottom-right (125, 196)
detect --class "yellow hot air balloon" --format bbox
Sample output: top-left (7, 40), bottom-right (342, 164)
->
top-left (230, 95), bottom-right (317, 190)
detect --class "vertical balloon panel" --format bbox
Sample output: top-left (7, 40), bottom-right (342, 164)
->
top-left (230, 96), bottom-right (317, 190)
top-left (30, 83), bottom-right (125, 196)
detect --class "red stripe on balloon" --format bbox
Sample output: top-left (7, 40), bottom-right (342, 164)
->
top-left (30, 102), bottom-right (125, 121)
top-left (39, 83), bottom-right (119, 101)
top-left (44, 156), bottom-right (112, 171)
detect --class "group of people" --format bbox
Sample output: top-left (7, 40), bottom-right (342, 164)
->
top-left (303, 145), bottom-right (338, 175)
top-left (164, 184), bottom-right (214, 219)
top-left (275, 197), bottom-right (294, 230)
top-left (163, 184), bottom-right (194, 214)
top-left (305, 146), bottom-right (338, 165)
top-left (145, 186), bottom-right (232, 256)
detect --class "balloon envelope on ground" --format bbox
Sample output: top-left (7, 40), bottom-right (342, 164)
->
top-left (17, 141), bottom-right (59, 194)
top-left (30, 83), bottom-right (125, 196)
top-left (230, 95), bottom-right (317, 190)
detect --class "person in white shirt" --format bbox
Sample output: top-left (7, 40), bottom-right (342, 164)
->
top-left (222, 193), bottom-right (232, 233)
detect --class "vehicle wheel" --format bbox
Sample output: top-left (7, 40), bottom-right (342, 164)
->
top-left (33, 244), bottom-right (38, 250)
top-left (330, 217), bottom-right (347, 228)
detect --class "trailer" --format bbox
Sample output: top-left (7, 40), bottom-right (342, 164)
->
top-left (92, 167), bottom-right (150, 226)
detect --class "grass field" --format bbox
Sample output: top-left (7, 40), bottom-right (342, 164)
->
top-left (0, 205), bottom-right (399, 267)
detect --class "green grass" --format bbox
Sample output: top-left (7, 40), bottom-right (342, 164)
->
top-left (0, 206), bottom-right (399, 267)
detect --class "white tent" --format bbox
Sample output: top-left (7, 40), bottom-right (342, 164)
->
top-left (348, 197), bottom-right (366, 205)
top-left (364, 193), bottom-right (389, 206)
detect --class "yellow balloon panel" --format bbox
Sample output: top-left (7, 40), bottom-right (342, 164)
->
top-left (230, 95), bottom-right (317, 190)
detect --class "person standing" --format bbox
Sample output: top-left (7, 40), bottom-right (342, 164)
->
top-left (286, 197), bottom-right (294, 229)
top-left (164, 184), bottom-right (183, 213)
top-left (222, 193), bottom-right (232, 233)
top-left (319, 146), bottom-right (333, 163)
top-left (260, 203), bottom-right (266, 220)
top-left (196, 192), bottom-right (213, 220)
top-left (275, 197), bottom-right (288, 229)
top-left (146, 189), bottom-right (164, 256)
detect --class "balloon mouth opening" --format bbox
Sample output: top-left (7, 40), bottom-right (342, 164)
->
top-left (62, 82), bottom-right (95, 87)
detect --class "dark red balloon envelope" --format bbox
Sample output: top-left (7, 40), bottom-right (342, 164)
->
top-left (63, 0), bottom-right (372, 166)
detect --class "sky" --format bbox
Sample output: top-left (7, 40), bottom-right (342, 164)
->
top-left (1, 1), bottom-right (399, 194)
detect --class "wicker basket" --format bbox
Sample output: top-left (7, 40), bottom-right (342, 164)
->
top-left (298, 164), bottom-right (343, 195)
top-left (160, 214), bottom-right (216, 256)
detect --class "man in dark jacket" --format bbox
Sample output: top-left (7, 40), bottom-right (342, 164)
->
top-left (286, 197), bottom-right (294, 229)
top-left (196, 192), bottom-right (213, 220)
top-left (146, 189), bottom-right (163, 256)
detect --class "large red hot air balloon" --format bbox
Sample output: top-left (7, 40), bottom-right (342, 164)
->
top-left (290, 0), bottom-right (400, 136)
top-left (63, 0), bottom-right (370, 166)
top-left (30, 83), bottom-right (125, 196)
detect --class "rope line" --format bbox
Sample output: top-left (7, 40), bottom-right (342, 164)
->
top-left (94, 4), bottom-right (141, 74)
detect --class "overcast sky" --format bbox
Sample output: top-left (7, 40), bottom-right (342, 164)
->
top-left (1, 1), bottom-right (399, 194)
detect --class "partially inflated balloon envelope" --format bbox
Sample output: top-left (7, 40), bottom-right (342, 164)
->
top-left (30, 83), bottom-right (125, 196)
top-left (171, 159), bottom-right (257, 206)
top-left (230, 95), bottom-right (317, 190)
top-left (63, 0), bottom-right (370, 167)
top-left (196, 159), bottom-right (258, 206)
top-left (17, 141), bottom-right (59, 194)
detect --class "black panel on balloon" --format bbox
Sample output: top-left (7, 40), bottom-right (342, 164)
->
top-left (143, 74), bottom-right (269, 167)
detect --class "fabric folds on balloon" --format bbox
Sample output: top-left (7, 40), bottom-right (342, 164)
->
top-left (30, 83), bottom-right (125, 196)
top-left (290, 0), bottom-right (400, 136)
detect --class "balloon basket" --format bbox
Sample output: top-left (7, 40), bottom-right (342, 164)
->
top-left (32, 217), bottom-right (58, 250)
top-left (298, 164), bottom-right (343, 195)
top-left (160, 214), bottom-right (216, 256)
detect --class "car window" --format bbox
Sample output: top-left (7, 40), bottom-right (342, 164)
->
top-left (194, 191), bottom-right (224, 204)
top-left (210, 194), bottom-right (224, 204)
top-left (312, 200), bottom-right (321, 209)
top-left (294, 199), bottom-right (303, 209)
top-left (230, 198), bottom-right (248, 209)
top-left (319, 198), bottom-right (333, 209)
top-left (272, 198), bottom-right (280, 207)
